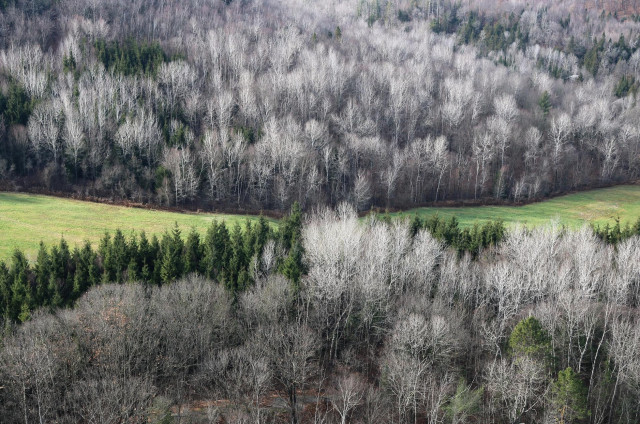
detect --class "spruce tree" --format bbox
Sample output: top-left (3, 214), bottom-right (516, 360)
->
top-left (409, 215), bottom-right (422, 237)
top-left (202, 220), bottom-right (219, 279)
top-left (34, 242), bottom-right (51, 305)
top-left (138, 231), bottom-right (152, 280)
top-left (253, 215), bottom-right (270, 258)
top-left (551, 367), bottom-right (589, 423)
top-left (127, 233), bottom-right (140, 280)
top-left (184, 228), bottom-right (202, 274)
top-left (227, 223), bottom-right (247, 293)
top-left (127, 257), bottom-right (139, 282)
top-left (150, 235), bottom-right (162, 285)
top-left (100, 232), bottom-right (114, 282)
top-left (110, 230), bottom-right (128, 283)
top-left (49, 274), bottom-right (63, 308)
top-left (280, 202), bottom-right (302, 250)
top-left (243, 220), bottom-right (256, 260)
top-left (83, 241), bottom-right (99, 287)
top-left (71, 247), bottom-right (85, 300)
top-left (0, 262), bottom-right (9, 320)
top-left (10, 251), bottom-right (31, 321)
top-left (49, 239), bottom-right (71, 301)
top-left (539, 91), bottom-right (551, 117)
top-left (214, 222), bottom-right (231, 276)
top-left (281, 238), bottom-right (304, 294)
top-left (160, 223), bottom-right (184, 284)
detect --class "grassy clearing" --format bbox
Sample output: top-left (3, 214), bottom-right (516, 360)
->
top-left (0, 193), bottom-right (274, 260)
top-left (2, 185), bottom-right (640, 260)
top-left (391, 185), bottom-right (640, 229)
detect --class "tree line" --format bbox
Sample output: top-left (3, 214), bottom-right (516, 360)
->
top-left (0, 204), bottom-right (508, 326)
top-left (592, 216), bottom-right (640, 243)
top-left (0, 211), bottom-right (282, 324)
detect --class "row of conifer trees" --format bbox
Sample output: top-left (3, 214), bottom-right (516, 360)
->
top-left (1, 205), bottom-right (513, 325)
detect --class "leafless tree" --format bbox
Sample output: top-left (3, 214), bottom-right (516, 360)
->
top-left (256, 321), bottom-right (318, 424)
top-left (549, 113), bottom-right (572, 186)
top-left (28, 101), bottom-right (61, 163)
top-left (162, 147), bottom-right (199, 204)
top-left (331, 374), bottom-right (366, 424)
top-left (62, 100), bottom-right (85, 179)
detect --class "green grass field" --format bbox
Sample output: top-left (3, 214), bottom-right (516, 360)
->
top-left (392, 185), bottom-right (640, 229)
top-left (0, 193), bottom-right (274, 260)
top-left (2, 185), bottom-right (640, 260)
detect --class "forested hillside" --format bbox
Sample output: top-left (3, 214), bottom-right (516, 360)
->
top-left (3, 205), bottom-right (640, 422)
top-left (4, 0), bottom-right (640, 423)
top-left (1, 0), bottom-right (640, 211)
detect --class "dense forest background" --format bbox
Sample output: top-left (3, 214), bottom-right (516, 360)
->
top-left (1, 0), bottom-right (640, 211)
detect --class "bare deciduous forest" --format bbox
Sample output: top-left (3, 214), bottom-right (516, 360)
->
top-left (3, 207), bottom-right (640, 423)
top-left (1, 0), bottom-right (640, 210)
top-left (3, 0), bottom-right (640, 423)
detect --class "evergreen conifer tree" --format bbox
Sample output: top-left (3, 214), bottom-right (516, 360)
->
top-left (184, 228), bottom-right (202, 274)
top-left (551, 367), bottom-right (589, 423)
top-left (160, 223), bottom-right (184, 284)
top-left (34, 242), bottom-right (51, 305)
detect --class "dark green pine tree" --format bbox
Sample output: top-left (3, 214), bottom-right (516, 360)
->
top-left (57, 239), bottom-right (73, 303)
top-left (202, 220), bottom-right (231, 281)
top-left (34, 242), bottom-right (51, 306)
top-left (126, 233), bottom-right (140, 282)
top-left (86, 241), bottom-right (100, 287)
top-left (227, 223), bottom-right (248, 293)
top-left (509, 316), bottom-right (552, 363)
top-left (243, 220), bottom-right (256, 260)
top-left (281, 238), bottom-right (305, 294)
top-left (99, 232), bottom-right (113, 283)
top-left (3, 82), bottom-right (32, 125)
top-left (183, 228), bottom-right (202, 274)
top-left (0, 261), bottom-right (10, 322)
top-left (485, 220), bottom-right (505, 247)
top-left (150, 235), bottom-right (163, 285)
top-left (202, 220), bottom-right (219, 279)
top-left (632, 217), bottom-right (640, 236)
top-left (215, 223), bottom-right (231, 275)
top-left (160, 223), bottom-right (184, 284)
top-left (409, 215), bottom-right (422, 237)
top-left (73, 241), bottom-right (97, 299)
top-left (237, 269), bottom-right (251, 293)
top-left (138, 231), bottom-right (152, 282)
top-left (469, 223), bottom-right (483, 255)
top-left (279, 202), bottom-right (302, 251)
top-left (127, 256), bottom-right (139, 282)
top-left (583, 35), bottom-right (605, 76)
top-left (62, 50), bottom-right (77, 73)
top-left (71, 247), bottom-right (84, 300)
top-left (253, 215), bottom-right (271, 258)
top-left (10, 250), bottom-right (32, 322)
top-left (539, 91), bottom-right (551, 117)
top-left (551, 367), bottom-right (590, 423)
top-left (609, 217), bottom-right (622, 244)
top-left (111, 230), bottom-right (128, 283)
top-left (48, 274), bottom-right (63, 309)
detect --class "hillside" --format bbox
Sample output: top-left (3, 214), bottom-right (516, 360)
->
top-left (4, 0), bottom-right (640, 422)
top-left (1, 0), bottom-right (640, 212)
